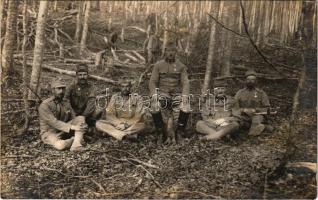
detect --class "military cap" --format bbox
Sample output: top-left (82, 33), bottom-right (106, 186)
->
top-left (165, 41), bottom-right (177, 50)
top-left (245, 69), bottom-right (257, 77)
top-left (76, 64), bottom-right (89, 73)
top-left (51, 78), bottom-right (66, 88)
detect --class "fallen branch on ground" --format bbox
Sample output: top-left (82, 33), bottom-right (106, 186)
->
top-left (20, 61), bottom-right (118, 85)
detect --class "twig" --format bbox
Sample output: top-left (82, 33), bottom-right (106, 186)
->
top-left (42, 166), bottom-right (91, 178)
top-left (239, 1), bottom-right (286, 77)
top-left (91, 178), bottom-right (106, 193)
top-left (207, 13), bottom-right (247, 38)
top-left (127, 158), bottom-right (159, 169)
top-left (170, 190), bottom-right (222, 199)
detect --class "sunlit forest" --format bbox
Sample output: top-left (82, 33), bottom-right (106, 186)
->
top-left (1, 1), bottom-right (317, 199)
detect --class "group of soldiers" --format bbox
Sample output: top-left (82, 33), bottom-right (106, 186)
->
top-left (39, 42), bottom-right (271, 151)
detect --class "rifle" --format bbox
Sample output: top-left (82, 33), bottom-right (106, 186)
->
top-left (254, 107), bottom-right (279, 115)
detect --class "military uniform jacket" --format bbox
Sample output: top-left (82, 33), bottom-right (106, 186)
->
top-left (65, 81), bottom-right (97, 117)
top-left (38, 96), bottom-right (74, 135)
top-left (201, 95), bottom-right (234, 121)
top-left (232, 87), bottom-right (270, 118)
top-left (149, 59), bottom-right (190, 97)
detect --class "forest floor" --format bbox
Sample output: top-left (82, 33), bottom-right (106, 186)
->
top-left (1, 14), bottom-right (317, 199)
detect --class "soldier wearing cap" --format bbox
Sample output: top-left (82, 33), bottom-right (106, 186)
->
top-left (196, 78), bottom-right (239, 140)
top-left (65, 64), bottom-right (102, 127)
top-left (95, 80), bottom-right (146, 140)
top-left (232, 69), bottom-right (270, 136)
top-left (149, 41), bottom-right (190, 144)
top-left (38, 78), bottom-right (88, 151)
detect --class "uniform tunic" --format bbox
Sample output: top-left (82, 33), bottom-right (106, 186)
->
top-left (96, 93), bottom-right (146, 140)
top-left (197, 95), bottom-right (237, 130)
top-left (65, 81), bottom-right (97, 117)
top-left (233, 87), bottom-right (270, 123)
top-left (149, 59), bottom-right (190, 97)
top-left (38, 96), bottom-right (75, 143)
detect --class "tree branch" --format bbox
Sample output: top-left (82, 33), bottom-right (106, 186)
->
top-left (207, 13), bottom-right (247, 38)
top-left (239, 1), bottom-right (286, 77)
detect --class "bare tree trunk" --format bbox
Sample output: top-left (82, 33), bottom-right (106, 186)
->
top-left (202, 1), bottom-right (221, 94)
top-left (74, 1), bottom-right (83, 43)
top-left (22, 0), bottom-right (30, 132)
top-left (28, 1), bottom-right (48, 100)
top-left (108, 1), bottom-right (113, 31)
top-left (53, 0), bottom-right (57, 11)
top-left (1, 0), bottom-right (18, 81)
top-left (162, 9), bottom-right (169, 56)
top-left (91, 1), bottom-right (100, 11)
top-left (80, 1), bottom-right (90, 56)
top-left (222, 2), bottom-right (235, 77)
top-left (121, 1), bottom-right (127, 42)
top-left (0, 0), bottom-right (4, 61)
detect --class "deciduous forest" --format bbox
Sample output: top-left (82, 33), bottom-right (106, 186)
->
top-left (1, 1), bottom-right (317, 199)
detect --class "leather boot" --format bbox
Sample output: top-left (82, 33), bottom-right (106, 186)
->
top-left (175, 111), bottom-right (190, 143)
top-left (151, 112), bottom-right (167, 144)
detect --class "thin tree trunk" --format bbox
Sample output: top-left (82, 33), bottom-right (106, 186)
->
top-left (1, 0), bottom-right (19, 81)
top-left (53, 0), bottom-right (57, 11)
top-left (222, 2), bottom-right (235, 77)
top-left (120, 1), bottom-right (127, 42)
top-left (80, 1), bottom-right (90, 56)
top-left (28, 1), bottom-right (48, 100)
top-left (108, 1), bottom-right (113, 31)
top-left (202, 1), bottom-right (221, 94)
top-left (74, 1), bottom-right (83, 43)
top-left (162, 9), bottom-right (169, 56)
top-left (22, 0), bottom-right (30, 132)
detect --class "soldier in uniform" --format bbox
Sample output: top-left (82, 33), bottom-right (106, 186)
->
top-left (149, 42), bottom-right (190, 144)
top-left (196, 79), bottom-right (239, 140)
top-left (232, 70), bottom-right (270, 136)
top-left (38, 78), bottom-right (88, 151)
top-left (65, 64), bottom-right (102, 127)
top-left (95, 81), bottom-right (146, 140)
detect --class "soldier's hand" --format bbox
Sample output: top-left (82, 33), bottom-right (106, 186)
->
top-left (242, 108), bottom-right (256, 116)
top-left (71, 123), bottom-right (87, 132)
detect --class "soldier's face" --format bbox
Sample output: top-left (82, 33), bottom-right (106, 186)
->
top-left (53, 87), bottom-right (66, 100)
top-left (77, 72), bottom-right (88, 84)
top-left (246, 76), bottom-right (256, 88)
top-left (121, 84), bottom-right (131, 96)
top-left (165, 48), bottom-right (176, 61)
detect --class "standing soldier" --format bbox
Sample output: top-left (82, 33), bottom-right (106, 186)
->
top-left (149, 42), bottom-right (190, 144)
top-left (233, 70), bottom-right (270, 136)
top-left (38, 78), bottom-right (88, 151)
top-left (65, 64), bottom-right (102, 127)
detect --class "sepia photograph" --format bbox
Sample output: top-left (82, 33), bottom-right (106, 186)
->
top-left (0, 0), bottom-right (317, 199)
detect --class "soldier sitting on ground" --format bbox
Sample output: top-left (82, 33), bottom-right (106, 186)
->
top-left (64, 64), bottom-right (102, 128)
top-left (196, 79), bottom-right (239, 140)
top-left (95, 80), bottom-right (146, 140)
top-left (232, 70), bottom-right (271, 136)
top-left (38, 78), bottom-right (88, 151)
